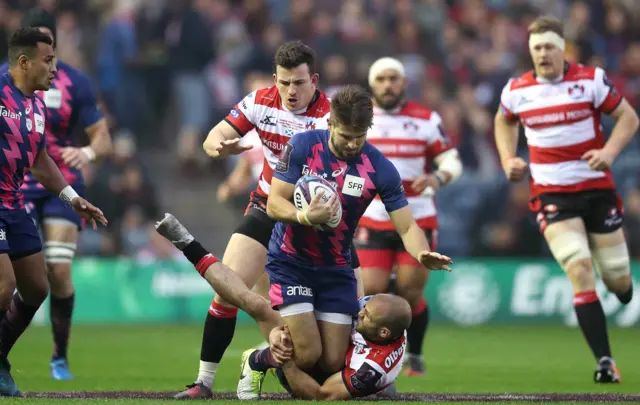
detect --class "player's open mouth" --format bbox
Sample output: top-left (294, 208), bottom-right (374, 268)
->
top-left (288, 98), bottom-right (297, 104)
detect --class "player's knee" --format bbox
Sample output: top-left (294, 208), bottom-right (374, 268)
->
top-left (0, 274), bottom-right (16, 309)
top-left (21, 279), bottom-right (50, 306)
top-left (294, 341), bottom-right (322, 370)
top-left (363, 272), bottom-right (389, 295)
top-left (565, 258), bottom-right (596, 292)
top-left (593, 244), bottom-right (631, 294)
top-left (318, 351), bottom-right (345, 374)
top-left (46, 262), bottom-right (74, 295)
top-left (396, 284), bottom-right (424, 306)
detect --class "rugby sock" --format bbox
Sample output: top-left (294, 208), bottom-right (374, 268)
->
top-left (407, 298), bottom-right (428, 356)
top-left (616, 284), bottom-right (633, 305)
top-left (0, 294), bottom-right (39, 360)
top-left (249, 348), bottom-right (278, 372)
top-left (180, 240), bottom-right (219, 277)
top-left (197, 301), bottom-right (238, 387)
top-left (574, 291), bottom-right (612, 360)
top-left (50, 294), bottom-right (74, 360)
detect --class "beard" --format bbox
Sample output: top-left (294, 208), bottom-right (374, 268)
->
top-left (374, 90), bottom-right (404, 110)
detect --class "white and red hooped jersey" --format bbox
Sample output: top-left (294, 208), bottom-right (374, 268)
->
top-left (342, 330), bottom-right (406, 398)
top-left (500, 63), bottom-right (623, 199)
top-left (360, 102), bottom-right (453, 231)
top-left (224, 86), bottom-right (330, 197)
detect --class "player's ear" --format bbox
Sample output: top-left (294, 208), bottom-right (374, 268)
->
top-left (272, 73), bottom-right (277, 85)
top-left (379, 327), bottom-right (391, 340)
top-left (311, 73), bottom-right (319, 87)
top-left (18, 54), bottom-right (30, 71)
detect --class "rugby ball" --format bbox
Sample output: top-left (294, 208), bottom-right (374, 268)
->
top-left (293, 175), bottom-right (342, 230)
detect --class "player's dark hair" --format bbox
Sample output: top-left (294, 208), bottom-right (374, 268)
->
top-left (330, 85), bottom-right (374, 131)
top-left (8, 28), bottom-right (53, 67)
top-left (21, 8), bottom-right (57, 47)
top-left (274, 40), bottom-right (316, 73)
top-left (528, 15), bottom-right (564, 38)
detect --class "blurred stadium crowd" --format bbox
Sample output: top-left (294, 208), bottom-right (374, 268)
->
top-left (1, 0), bottom-right (639, 259)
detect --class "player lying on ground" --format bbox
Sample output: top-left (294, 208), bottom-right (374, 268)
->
top-left (495, 15), bottom-right (639, 383)
top-left (0, 28), bottom-right (107, 397)
top-left (236, 84), bottom-right (452, 400)
top-left (1, 8), bottom-right (113, 380)
top-left (156, 213), bottom-right (411, 400)
top-left (357, 56), bottom-right (464, 376)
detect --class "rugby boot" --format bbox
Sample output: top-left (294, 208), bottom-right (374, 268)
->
top-left (174, 381), bottom-right (213, 400)
top-left (155, 213), bottom-right (194, 250)
top-left (403, 353), bottom-right (426, 376)
top-left (594, 357), bottom-right (621, 383)
top-left (50, 358), bottom-right (74, 380)
top-left (0, 359), bottom-right (21, 397)
top-left (237, 349), bottom-right (266, 400)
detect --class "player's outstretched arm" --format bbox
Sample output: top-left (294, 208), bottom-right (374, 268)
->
top-left (203, 121), bottom-right (250, 159)
top-left (390, 206), bottom-right (451, 271)
top-left (281, 361), bottom-right (351, 400)
top-left (30, 149), bottom-right (107, 228)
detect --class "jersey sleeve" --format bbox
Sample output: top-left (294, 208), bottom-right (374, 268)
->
top-left (593, 67), bottom-right (623, 114)
top-left (224, 91), bottom-right (259, 136)
top-left (425, 112), bottom-right (453, 158)
top-left (499, 79), bottom-right (518, 121)
top-left (75, 74), bottom-right (105, 128)
top-left (375, 155), bottom-right (408, 213)
top-left (273, 132), bottom-right (308, 184)
top-left (341, 361), bottom-right (385, 398)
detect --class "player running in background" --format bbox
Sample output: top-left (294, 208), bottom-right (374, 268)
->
top-left (156, 213), bottom-right (412, 400)
top-left (236, 85), bottom-right (452, 399)
top-left (176, 41), bottom-right (361, 400)
top-left (0, 28), bottom-right (107, 396)
top-left (495, 16), bottom-right (639, 383)
top-left (0, 9), bottom-right (112, 380)
top-left (356, 57), bottom-right (463, 376)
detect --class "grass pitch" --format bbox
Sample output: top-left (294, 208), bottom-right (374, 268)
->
top-left (5, 323), bottom-right (640, 404)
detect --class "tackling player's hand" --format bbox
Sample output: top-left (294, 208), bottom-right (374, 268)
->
top-left (70, 197), bottom-right (108, 230)
top-left (305, 190), bottom-right (340, 225)
top-left (269, 326), bottom-right (293, 365)
top-left (502, 157), bottom-right (528, 182)
top-left (418, 251), bottom-right (452, 271)
top-left (410, 174), bottom-right (440, 194)
top-left (582, 149), bottom-right (615, 171)
top-left (60, 147), bottom-right (92, 169)
top-left (215, 138), bottom-right (253, 158)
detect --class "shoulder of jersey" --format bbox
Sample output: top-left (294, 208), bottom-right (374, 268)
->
top-left (253, 85), bottom-right (280, 107)
top-left (0, 61), bottom-right (8, 74)
top-left (398, 101), bottom-right (434, 120)
top-left (509, 63), bottom-right (597, 91)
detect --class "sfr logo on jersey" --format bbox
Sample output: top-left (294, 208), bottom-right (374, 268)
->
top-left (342, 175), bottom-right (365, 197)
top-left (286, 285), bottom-right (313, 297)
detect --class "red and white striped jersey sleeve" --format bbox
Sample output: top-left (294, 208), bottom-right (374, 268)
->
top-left (425, 111), bottom-right (453, 159)
top-left (500, 78), bottom-right (519, 121)
top-left (593, 67), bottom-right (623, 114)
top-left (224, 91), bottom-right (259, 136)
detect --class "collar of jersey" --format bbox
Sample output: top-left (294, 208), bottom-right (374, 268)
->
top-left (534, 61), bottom-right (571, 84)
top-left (373, 103), bottom-right (404, 115)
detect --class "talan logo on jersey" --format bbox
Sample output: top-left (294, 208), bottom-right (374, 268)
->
top-left (301, 165), bottom-right (338, 189)
top-left (567, 84), bottom-right (585, 99)
top-left (342, 174), bottom-right (365, 197)
top-left (0, 106), bottom-right (22, 120)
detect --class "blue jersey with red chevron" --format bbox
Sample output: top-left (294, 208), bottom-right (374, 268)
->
top-left (270, 129), bottom-right (408, 268)
top-left (0, 61), bottom-right (103, 198)
top-left (0, 73), bottom-right (47, 211)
